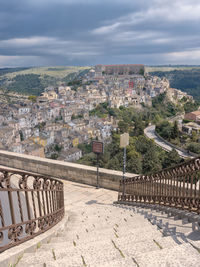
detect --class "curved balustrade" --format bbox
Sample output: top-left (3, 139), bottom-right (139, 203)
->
top-left (0, 167), bottom-right (64, 253)
top-left (118, 157), bottom-right (200, 213)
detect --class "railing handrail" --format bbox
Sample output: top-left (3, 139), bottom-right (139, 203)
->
top-left (120, 156), bottom-right (200, 183)
top-left (0, 167), bottom-right (64, 253)
top-left (0, 167), bottom-right (53, 179)
top-left (118, 156), bottom-right (200, 213)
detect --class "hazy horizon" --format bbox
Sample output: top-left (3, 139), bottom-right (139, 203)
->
top-left (1, 64), bottom-right (200, 69)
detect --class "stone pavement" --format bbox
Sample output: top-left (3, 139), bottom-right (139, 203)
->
top-left (17, 180), bottom-right (200, 267)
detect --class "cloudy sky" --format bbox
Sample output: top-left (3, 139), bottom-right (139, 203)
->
top-left (0, 0), bottom-right (200, 67)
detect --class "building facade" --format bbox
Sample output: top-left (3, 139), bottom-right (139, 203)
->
top-left (95, 64), bottom-right (145, 76)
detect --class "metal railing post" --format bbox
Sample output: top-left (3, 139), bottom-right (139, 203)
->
top-left (0, 167), bottom-right (64, 253)
top-left (117, 156), bottom-right (200, 214)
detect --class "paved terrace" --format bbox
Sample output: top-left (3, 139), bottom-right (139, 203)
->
top-left (16, 180), bottom-right (200, 267)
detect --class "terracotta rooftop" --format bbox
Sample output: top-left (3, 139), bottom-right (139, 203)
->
top-left (189, 110), bottom-right (200, 116)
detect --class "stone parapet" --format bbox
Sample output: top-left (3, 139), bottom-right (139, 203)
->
top-left (0, 150), bottom-right (136, 191)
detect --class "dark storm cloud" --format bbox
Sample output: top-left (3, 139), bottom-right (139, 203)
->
top-left (0, 0), bottom-right (200, 67)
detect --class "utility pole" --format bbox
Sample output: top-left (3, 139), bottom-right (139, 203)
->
top-left (120, 133), bottom-right (129, 198)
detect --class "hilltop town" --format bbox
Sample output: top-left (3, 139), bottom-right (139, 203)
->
top-left (0, 64), bottom-right (192, 162)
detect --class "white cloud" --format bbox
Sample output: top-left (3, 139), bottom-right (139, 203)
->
top-left (0, 37), bottom-right (70, 48)
top-left (0, 36), bottom-right (101, 66)
top-left (1, 0), bottom-right (200, 66)
top-left (131, 0), bottom-right (200, 23)
top-left (26, 0), bottom-right (138, 6)
top-left (0, 55), bottom-right (43, 67)
top-left (92, 23), bottom-right (121, 35)
top-left (46, 48), bottom-right (100, 57)
top-left (111, 30), bottom-right (165, 43)
top-left (92, 0), bottom-right (200, 36)
top-left (166, 49), bottom-right (200, 63)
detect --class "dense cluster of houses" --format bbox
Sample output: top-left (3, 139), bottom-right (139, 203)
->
top-left (0, 66), bottom-right (193, 162)
top-left (0, 98), bottom-right (118, 161)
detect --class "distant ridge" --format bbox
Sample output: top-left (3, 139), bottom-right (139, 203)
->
top-left (0, 66), bottom-right (91, 96)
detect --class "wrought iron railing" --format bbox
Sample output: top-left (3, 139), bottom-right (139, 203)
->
top-left (0, 167), bottom-right (64, 253)
top-left (118, 157), bottom-right (200, 213)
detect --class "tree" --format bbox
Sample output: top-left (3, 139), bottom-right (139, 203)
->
top-left (127, 150), bottom-right (142, 174)
top-left (156, 121), bottom-right (172, 140)
top-left (161, 127), bottom-right (172, 140)
top-left (163, 149), bottom-right (182, 168)
top-left (134, 136), bottom-right (154, 154)
top-left (184, 101), bottom-right (199, 113)
top-left (78, 143), bottom-right (92, 154)
top-left (143, 148), bottom-right (162, 174)
top-left (78, 152), bottom-right (96, 166)
top-left (119, 105), bottom-right (125, 111)
top-left (28, 95), bottom-right (37, 103)
top-left (54, 144), bottom-right (62, 152)
top-left (118, 120), bottom-right (129, 133)
top-left (133, 120), bottom-right (144, 136)
top-left (191, 131), bottom-right (198, 142)
top-left (7, 74), bottom-right (45, 95)
top-left (50, 153), bottom-right (58, 160)
top-left (171, 121), bottom-right (179, 139)
top-left (106, 156), bottom-right (121, 171)
top-left (152, 114), bottom-right (162, 124)
top-left (139, 68), bottom-right (144, 76)
top-left (19, 130), bottom-right (24, 141)
top-left (187, 143), bottom-right (200, 154)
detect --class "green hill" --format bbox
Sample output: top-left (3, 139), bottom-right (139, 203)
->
top-left (0, 66), bottom-right (91, 95)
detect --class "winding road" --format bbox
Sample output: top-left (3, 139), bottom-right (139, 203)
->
top-left (144, 125), bottom-right (193, 159)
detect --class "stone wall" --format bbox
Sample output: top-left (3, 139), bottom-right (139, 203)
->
top-left (0, 150), bottom-right (136, 191)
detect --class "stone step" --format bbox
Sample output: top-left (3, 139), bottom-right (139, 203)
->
top-left (190, 239), bottom-right (200, 249)
top-left (185, 230), bottom-right (200, 243)
top-left (135, 242), bottom-right (200, 267)
top-left (119, 202), bottom-right (200, 223)
top-left (18, 240), bottom-right (123, 267)
top-left (144, 210), bottom-right (192, 225)
top-left (37, 238), bottom-right (115, 252)
top-left (93, 257), bottom-right (138, 267)
top-left (16, 185), bottom-right (200, 267)
top-left (115, 234), bottom-right (185, 250)
top-left (68, 207), bottom-right (138, 218)
top-left (137, 207), bottom-right (190, 223)
top-left (25, 255), bottom-right (137, 267)
top-left (38, 232), bottom-right (175, 254)
top-left (27, 258), bottom-right (136, 267)
top-left (65, 219), bottom-right (152, 235)
top-left (18, 251), bottom-right (83, 267)
top-left (46, 220), bottom-right (153, 243)
top-left (19, 234), bottom-right (186, 267)
top-left (67, 217), bottom-right (144, 228)
top-left (69, 215), bottom-right (152, 226)
top-left (49, 225), bottom-right (162, 245)
top-left (130, 207), bottom-right (198, 236)
top-left (134, 206), bottom-right (182, 221)
top-left (152, 217), bottom-right (194, 236)
top-left (57, 224), bottom-right (160, 241)
top-left (42, 237), bottom-right (158, 254)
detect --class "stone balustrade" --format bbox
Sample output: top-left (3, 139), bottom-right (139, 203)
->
top-left (0, 150), bottom-right (135, 191)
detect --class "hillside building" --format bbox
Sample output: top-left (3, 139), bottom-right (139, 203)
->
top-left (95, 64), bottom-right (145, 76)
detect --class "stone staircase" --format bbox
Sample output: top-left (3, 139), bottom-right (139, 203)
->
top-left (16, 181), bottom-right (200, 267)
